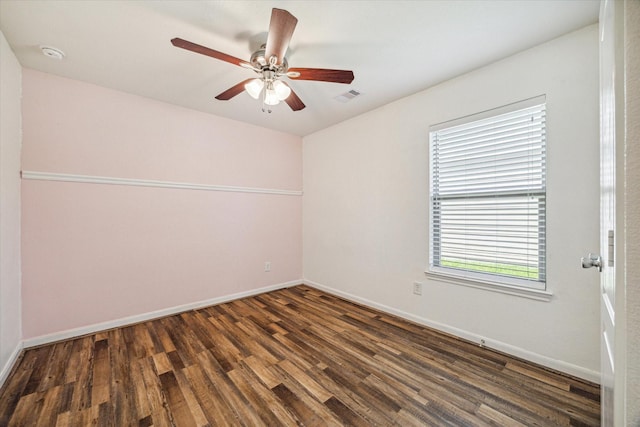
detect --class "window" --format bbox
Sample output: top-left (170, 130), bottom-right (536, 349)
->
top-left (428, 96), bottom-right (546, 291)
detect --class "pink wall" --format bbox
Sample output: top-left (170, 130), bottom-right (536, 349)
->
top-left (21, 69), bottom-right (302, 339)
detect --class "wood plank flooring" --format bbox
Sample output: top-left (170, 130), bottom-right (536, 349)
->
top-left (0, 285), bottom-right (600, 426)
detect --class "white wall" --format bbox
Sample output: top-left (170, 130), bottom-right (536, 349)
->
top-left (623, 0), bottom-right (640, 422)
top-left (0, 30), bottom-right (22, 384)
top-left (303, 25), bottom-right (600, 380)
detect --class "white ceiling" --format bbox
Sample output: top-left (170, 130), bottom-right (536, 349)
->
top-left (0, 1), bottom-right (599, 136)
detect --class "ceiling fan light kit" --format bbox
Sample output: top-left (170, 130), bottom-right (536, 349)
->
top-left (244, 79), bottom-right (264, 99)
top-left (244, 69), bottom-right (293, 112)
top-left (171, 8), bottom-right (354, 113)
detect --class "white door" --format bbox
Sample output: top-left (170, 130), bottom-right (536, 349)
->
top-left (599, 0), bottom-right (617, 424)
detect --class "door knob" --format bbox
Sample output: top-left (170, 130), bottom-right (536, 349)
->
top-left (581, 253), bottom-right (602, 272)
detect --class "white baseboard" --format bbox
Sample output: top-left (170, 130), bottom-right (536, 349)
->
top-left (19, 278), bottom-right (600, 384)
top-left (0, 341), bottom-right (24, 389)
top-left (23, 280), bottom-right (300, 349)
top-left (303, 279), bottom-right (600, 384)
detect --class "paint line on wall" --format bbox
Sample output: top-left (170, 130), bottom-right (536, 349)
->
top-left (21, 171), bottom-right (303, 196)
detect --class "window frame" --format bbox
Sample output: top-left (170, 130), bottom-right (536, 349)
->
top-left (426, 96), bottom-right (550, 299)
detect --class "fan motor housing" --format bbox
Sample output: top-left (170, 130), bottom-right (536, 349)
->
top-left (250, 48), bottom-right (288, 73)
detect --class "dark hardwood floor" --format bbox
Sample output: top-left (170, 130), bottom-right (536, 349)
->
top-left (0, 285), bottom-right (600, 426)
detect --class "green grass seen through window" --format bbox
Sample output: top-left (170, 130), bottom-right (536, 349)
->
top-left (440, 259), bottom-right (539, 280)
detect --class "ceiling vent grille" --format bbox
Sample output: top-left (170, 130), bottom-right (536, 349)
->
top-left (334, 89), bottom-right (361, 103)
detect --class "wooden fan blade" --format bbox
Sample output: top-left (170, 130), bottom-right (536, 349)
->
top-left (264, 9), bottom-right (298, 66)
top-left (283, 85), bottom-right (305, 111)
top-left (171, 38), bottom-right (249, 68)
top-left (287, 68), bottom-right (354, 84)
top-left (215, 79), bottom-right (254, 100)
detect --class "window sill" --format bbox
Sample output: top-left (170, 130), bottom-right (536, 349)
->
top-left (424, 270), bottom-right (553, 302)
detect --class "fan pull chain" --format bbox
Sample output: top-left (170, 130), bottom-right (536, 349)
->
top-left (261, 90), bottom-right (272, 113)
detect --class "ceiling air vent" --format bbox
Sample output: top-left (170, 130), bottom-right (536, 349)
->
top-left (334, 89), bottom-right (361, 103)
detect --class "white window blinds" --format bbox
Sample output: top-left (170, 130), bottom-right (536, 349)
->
top-left (429, 98), bottom-right (546, 289)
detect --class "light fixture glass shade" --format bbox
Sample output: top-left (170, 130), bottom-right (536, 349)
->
top-left (244, 79), bottom-right (264, 99)
top-left (273, 80), bottom-right (292, 100)
top-left (264, 88), bottom-right (280, 105)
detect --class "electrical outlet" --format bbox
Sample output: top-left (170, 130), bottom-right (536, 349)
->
top-left (413, 281), bottom-right (422, 295)
top-left (264, 261), bottom-right (271, 272)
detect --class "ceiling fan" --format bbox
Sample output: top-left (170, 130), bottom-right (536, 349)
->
top-left (171, 8), bottom-right (354, 112)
